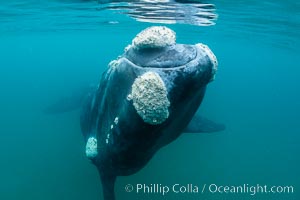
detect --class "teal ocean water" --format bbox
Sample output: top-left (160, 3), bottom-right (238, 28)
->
top-left (0, 0), bottom-right (299, 200)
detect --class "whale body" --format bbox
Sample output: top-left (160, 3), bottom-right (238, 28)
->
top-left (78, 26), bottom-right (221, 200)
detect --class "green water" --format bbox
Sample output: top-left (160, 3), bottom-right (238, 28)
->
top-left (0, 0), bottom-right (299, 199)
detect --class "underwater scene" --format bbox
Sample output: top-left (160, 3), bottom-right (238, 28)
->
top-left (0, 0), bottom-right (299, 200)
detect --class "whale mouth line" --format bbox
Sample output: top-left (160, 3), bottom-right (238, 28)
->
top-left (122, 45), bottom-right (203, 70)
top-left (121, 56), bottom-right (197, 71)
top-left (124, 43), bottom-right (198, 69)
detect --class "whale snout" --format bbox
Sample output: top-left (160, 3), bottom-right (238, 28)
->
top-left (120, 26), bottom-right (217, 82)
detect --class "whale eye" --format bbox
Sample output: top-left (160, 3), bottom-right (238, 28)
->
top-left (129, 72), bottom-right (170, 125)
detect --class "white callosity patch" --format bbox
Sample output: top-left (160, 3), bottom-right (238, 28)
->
top-left (85, 137), bottom-right (98, 158)
top-left (108, 59), bottom-right (120, 69)
top-left (132, 26), bottom-right (176, 50)
top-left (106, 133), bottom-right (110, 144)
top-left (124, 44), bottom-right (132, 52)
top-left (114, 117), bottom-right (119, 125)
top-left (197, 43), bottom-right (218, 81)
top-left (129, 72), bottom-right (170, 125)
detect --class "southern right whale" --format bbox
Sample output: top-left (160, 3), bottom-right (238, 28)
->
top-left (79, 26), bottom-right (223, 200)
top-left (45, 26), bottom-right (224, 200)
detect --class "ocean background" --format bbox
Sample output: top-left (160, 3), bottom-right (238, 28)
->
top-left (0, 0), bottom-right (299, 199)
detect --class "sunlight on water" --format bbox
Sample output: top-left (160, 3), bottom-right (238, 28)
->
top-left (0, 0), bottom-right (299, 49)
top-left (99, 1), bottom-right (217, 26)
